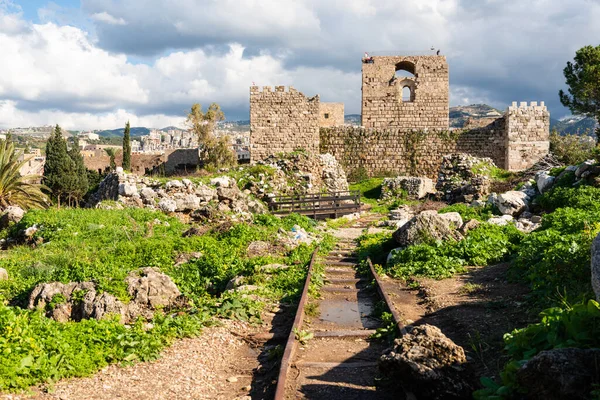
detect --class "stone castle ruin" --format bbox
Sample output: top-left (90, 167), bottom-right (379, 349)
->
top-left (249, 55), bottom-right (550, 178)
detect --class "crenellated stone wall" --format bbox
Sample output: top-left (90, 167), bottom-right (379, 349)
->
top-left (505, 101), bottom-right (550, 172)
top-left (319, 102), bottom-right (345, 127)
top-left (361, 55), bottom-right (449, 130)
top-left (250, 86), bottom-right (320, 162)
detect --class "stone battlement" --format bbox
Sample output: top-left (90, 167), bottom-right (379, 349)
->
top-left (250, 85), bottom-right (303, 94)
top-left (508, 101), bottom-right (547, 112)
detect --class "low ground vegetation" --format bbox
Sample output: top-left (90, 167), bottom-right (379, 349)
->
top-left (0, 207), bottom-right (329, 391)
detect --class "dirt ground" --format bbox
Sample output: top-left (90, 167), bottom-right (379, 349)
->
top-left (381, 262), bottom-right (534, 381)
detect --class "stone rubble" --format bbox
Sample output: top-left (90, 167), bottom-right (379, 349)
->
top-left (380, 176), bottom-right (435, 200)
top-left (436, 154), bottom-right (493, 203)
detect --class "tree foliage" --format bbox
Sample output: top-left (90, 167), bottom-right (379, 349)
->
top-left (186, 103), bottom-right (236, 169)
top-left (104, 148), bottom-right (120, 170)
top-left (43, 125), bottom-right (72, 207)
top-left (67, 137), bottom-right (89, 205)
top-left (0, 139), bottom-right (48, 210)
top-left (559, 45), bottom-right (600, 142)
top-left (122, 121), bottom-right (131, 171)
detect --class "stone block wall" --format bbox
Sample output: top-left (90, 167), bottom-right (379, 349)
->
top-left (361, 55), bottom-right (449, 130)
top-left (320, 127), bottom-right (507, 179)
top-left (319, 102), bottom-right (344, 127)
top-left (250, 86), bottom-right (320, 162)
top-left (505, 102), bottom-right (550, 171)
top-left (83, 149), bottom-right (201, 176)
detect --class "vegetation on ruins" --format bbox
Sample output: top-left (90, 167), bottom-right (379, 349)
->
top-left (103, 147), bottom-right (119, 170)
top-left (550, 129), bottom-right (596, 165)
top-left (186, 103), bottom-right (236, 170)
top-left (0, 139), bottom-right (48, 210)
top-left (0, 207), bottom-right (329, 390)
top-left (559, 45), bottom-right (600, 143)
top-left (122, 121), bottom-right (131, 171)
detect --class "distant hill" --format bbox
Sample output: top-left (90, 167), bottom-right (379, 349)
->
top-left (551, 115), bottom-right (598, 136)
top-left (96, 127), bottom-right (150, 138)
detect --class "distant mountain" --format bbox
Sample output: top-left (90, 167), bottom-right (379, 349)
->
top-left (96, 127), bottom-right (150, 138)
top-left (345, 114), bottom-right (361, 125)
top-left (551, 115), bottom-right (598, 136)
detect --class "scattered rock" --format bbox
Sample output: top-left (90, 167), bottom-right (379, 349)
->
top-left (381, 177), bottom-right (435, 200)
top-left (459, 219), bottom-right (480, 235)
top-left (246, 241), bottom-right (272, 257)
top-left (436, 154), bottom-right (493, 203)
top-left (575, 160), bottom-right (596, 178)
top-left (210, 176), bottom-right (233, 188)
top-left (29, 268), bottom-right (181, 323)
top-left (158, 198), bottom-right (177, 213)
top-left (495, 191), bottom-right (528, 216)
top-left (487, 215), bottom-right (514, 226)
top-left (393, 210), bottom-right (463, 247)
top-left (379, 324), bottom-right (473, 399)
top-left (0, 205), bottom-right (25, 229)
top-left (0, 267), bottom-right (8, 280)
top-left (536, 171), bottom-right (555, 194)
top-left (226, 376), bottom-right (239, 383)
top-left (516, 348), bottom-right (600, 400)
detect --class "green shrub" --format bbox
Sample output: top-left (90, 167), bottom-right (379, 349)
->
top-left (538, 185), bottom-right (600, 211)
top-left (438, 203), bottom-right (497, 222)
top-left (475, 300), bottom-right (600, 399)
top-left (550, 130), bottom-right (596, 165)
top-left (387, 224), bottom-right (522, 280)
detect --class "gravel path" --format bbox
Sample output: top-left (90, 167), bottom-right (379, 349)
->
top-left (2, 320), bottom-right (259, 400)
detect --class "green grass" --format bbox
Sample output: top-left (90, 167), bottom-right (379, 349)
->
top-left (0, 207), bottom-right (326, 391)
top-left (471, 161), bottom-right (513, 182)
top-left (349, 178), bottom-right (418, 214)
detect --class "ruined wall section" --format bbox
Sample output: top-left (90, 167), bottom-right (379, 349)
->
top-left (319, 102), bottom-right (345, 127)
top-left (250, 86), bottom-right (320, 162)
top-left (505, 102), bottom-right (550, 171)
top-left (361, 55), bottom-right (449, 130)
top-left (320, 126), bottom-right (506, 180)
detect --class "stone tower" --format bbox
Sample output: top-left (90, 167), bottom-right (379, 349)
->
top-left (361, 55), bottom-right (449, 130)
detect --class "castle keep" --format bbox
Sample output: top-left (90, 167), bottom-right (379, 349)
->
top-left (249, 54), bottom-right (550, 177)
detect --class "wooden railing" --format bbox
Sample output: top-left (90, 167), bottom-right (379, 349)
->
top-left (267, 190), bottom-right (361, 219)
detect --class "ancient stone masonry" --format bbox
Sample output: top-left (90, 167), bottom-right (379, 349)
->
top-left (319, 102), bottom-right (344, 127)
top-left (361, 56), bottom-right (449, 130)
top-left (505, 102), bottom-right (550, 172)
top-left (250, 86), bottom-right (320, 162)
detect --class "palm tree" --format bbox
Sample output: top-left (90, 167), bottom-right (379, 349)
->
top-left (0, 140), bottom-right (49, 210)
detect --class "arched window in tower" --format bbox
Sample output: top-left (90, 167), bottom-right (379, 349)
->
top-left (402, 86), bottom-right (412, 102)
top-left (395, 61), bottom-right (416, 79)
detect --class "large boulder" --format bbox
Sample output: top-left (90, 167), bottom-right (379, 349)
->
top-left (393, 210), bottom-right (463, 247)
top-left (28, 268), bottom-right (181, 323)
top-left (0, 206), bottom-right (25, 229)
top-left (516, 348), bottom-right (600, 400)
top-left (381, 177), bottom-right (435, 200)
top-left (494, 191), bottom-right (528, 216)
top-left (379, 324), bottom-right (472, 399)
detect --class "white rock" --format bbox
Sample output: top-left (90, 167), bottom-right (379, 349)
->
top-left (210, 176), bottom-right (232, 188)
top-left (0, 268), bottom-right (7, 280)
top-left (487, 215), bottom-right (514, 226)
top-left (140, 187), bottom-right (156, 200)
top-left (116, 167), bottom-right (124, 174)
top-left (438, 212), bottom-right (464, 229)
top-left (182, 179), bottom-right (193, 187)
top-left (175, 195), bottom-right (200, 211)
top-left (575, 160), bottom-right (596, 178)
top-left (118, 183), bottom-right (137, 197)
top-left (165, 180), bottom-right (184, 189)
top-left (536, 172), bottom-right (555, 194)
top-left (158, 199), bottom-right (177, 213)
top-left (495, 191), bottom-right (528, 216)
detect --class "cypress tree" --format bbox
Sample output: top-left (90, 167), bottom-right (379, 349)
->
top-left (68, 137), bottom-right (89, 205)
top-left (122, 121), bottom-right (131, 171)
top-left (43, 125), bottom-right (73, 207)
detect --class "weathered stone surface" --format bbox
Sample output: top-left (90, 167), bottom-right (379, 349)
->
top-left (536, 171), bottom-right (555, 194)
top-left (118, 183), bottom-right (138, 197)
top-left (247, 241), bottom-right (271, 257)
top-left (436, 154), bottom-right (493, 203)
top-left (319, 153), bottom-right (349, 193)
top-left (210, 176), bottom-right (234, 188)
top-left (0, 206), bottom-right (25, 229)
top-left (166, 180), bottom-right (185, 189)
top-left (516, 348), bottom-right (600, 400)
top-left (379, 324), bottom-right (472, 400)
top-left (140, 187), bottom-right (156, 200)
top-left (381, 177), bottom-right (434, 200)
top-left (393, 210), bottom-right (463, 247)
top-left (487, 215), bottom-right (514, 226)
top-left (495, 191), bottom-right (528, 216)
top-left (195, 184), bottom-right (217, 202)
top-left (459, 219), bottom-right (480, 235)
top-left (29, 268), bottom-right (181, 323)
top-left (175, 195), bottom-right (200, 212)
top-left (158, 198), bottom-right (177, 213)
top-left (0, 268), bottom-right (8, 280)
top-left (125, 267), bottom-right (181, 309)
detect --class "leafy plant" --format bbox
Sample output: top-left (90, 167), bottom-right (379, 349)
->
top-left (293, 328), bottom-right (314, 345)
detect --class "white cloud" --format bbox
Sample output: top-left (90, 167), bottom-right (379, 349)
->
top-left (90, 11), bottom-right (126, 25)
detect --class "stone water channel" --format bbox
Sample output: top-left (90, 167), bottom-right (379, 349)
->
top-left (276, 217), bottom-right (400, 399)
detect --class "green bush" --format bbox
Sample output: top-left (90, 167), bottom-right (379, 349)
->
top-left (550, 130), bottom-right (596, 165)
top-left (538, 185), bottom-right (600, 211)
top-left (475, 300), bottom-right (600, 399)
top-left (438, 203), bottom-right (497, 222)
top-left (387, 224), bottom-right (522, 280)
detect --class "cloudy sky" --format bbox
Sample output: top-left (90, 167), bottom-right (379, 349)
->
top-left (0, 0), bottom-right (598, 130)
